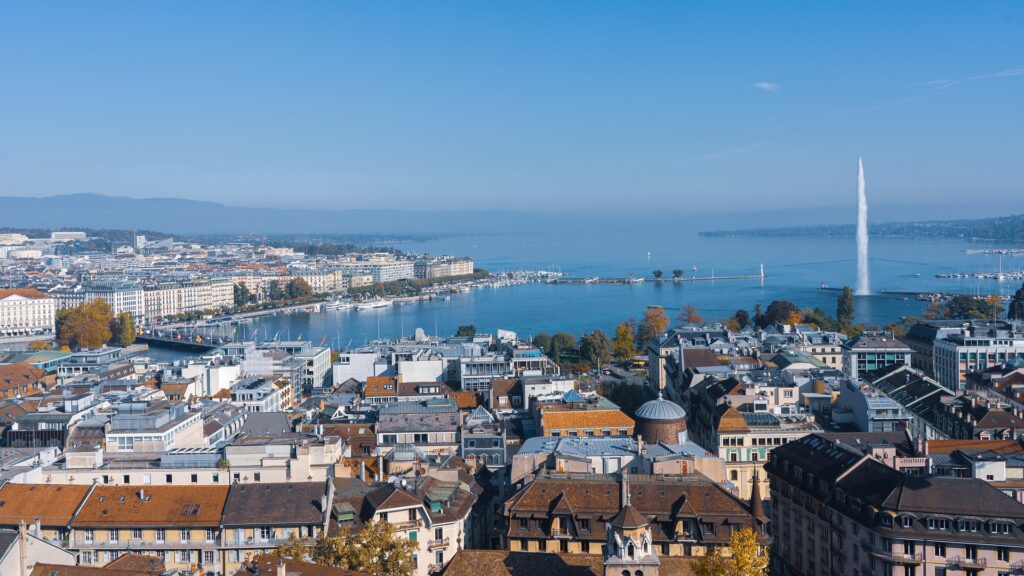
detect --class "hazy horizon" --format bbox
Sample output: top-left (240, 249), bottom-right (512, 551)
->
top-left (2, 2), bottom-right (1022, 216)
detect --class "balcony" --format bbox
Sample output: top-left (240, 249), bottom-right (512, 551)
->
top-left (393, 519), bottom-right (424, 530)
top-left (947, 556), bottom-right (987, 570)
top-left (427, 537), bottom-right (450, 549)
top-left (428, 563), bottom-right (444, 573)
top-left (871, 550), bottom-right (922, 565)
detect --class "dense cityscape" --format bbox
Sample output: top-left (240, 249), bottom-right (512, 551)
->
top-left (0, 228), bottom-right (1023, 576)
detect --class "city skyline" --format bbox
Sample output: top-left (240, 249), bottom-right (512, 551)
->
top-left (1, 2), bottom-right (1022, 216)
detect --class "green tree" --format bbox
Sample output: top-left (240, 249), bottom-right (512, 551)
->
top-left (752, 303), bottom-right (764, 328)
top-left (233, 283), bottom-right (251, 307)
top-left (286, 277), bottom-right (313, 299)
top-left (672, 269), bottom-right (684, 279)
top-left (1009, 282), bottom-right (1024, 320)
top-left (580, 330), bottom-right (612, 368)
top-left (756, 300), bottom-right (798, 328)
top-left (652, 269), bottom-right (664, 279)
top-left (112, 312), bottom-right (136, 347)
top-left (944, 294), bottom-right (1003, 319)
top-left (532, 332), bottom-right (552, 352)
top-left (267, 280), bottom-right (285, 301)
top-left (804, 307), bottom-right (839, 332)
top-left (455, 324), bottom-right (476, 338)
top-left (273, 532), bottom-right (309, 561)
top-left (612, 322), bottom-right (637, 362)
top-left (56, 299), bottom-right (114, 350)
top-left (549, 332), bottom-right (577, 363)
top-left (837, 286), bottom-right (855, 331)
top-left (734, 309), bottom-right (751, 330)
top-left (692, 527), bottom-right (769, 576)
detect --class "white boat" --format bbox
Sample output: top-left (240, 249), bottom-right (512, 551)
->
top-left (325, 300), bottom-right (353, 311)
top-left (356, 299), bottom-right (393, 311)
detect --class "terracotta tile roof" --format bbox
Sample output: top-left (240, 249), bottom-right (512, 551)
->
top-left (236, 553), bottom-right (367, 576)
top-left (103, 554), bottom-right (165, 575)
top-left (0, 289), bottom-right (48, 299)
top-left (364, 376), bottom-right (397, 398)
top-left (73, 485), bottom-right (229, 527)
top-left (927, 438), bottom-right (1024, 455)
top-left (682, 348), bottom-right (724, 368)
top-left (0, 363), bottom-right (45, 392)
top-left (442, 551), bottom-right (695, 576)
top-left (0, 484), bottom-right (92, 527)
top-left (447, 389), bottom-right (478, 410)
top-left (714, 405), bottom-right (749, 433)
top-left (540, 409), bottom-right (634, 432)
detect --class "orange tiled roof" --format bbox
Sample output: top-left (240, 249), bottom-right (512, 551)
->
top-left (540, 409), bottom-right (634, 432)
top-left (0, 288), bottom-right (48, 299)
top-left (927, 439), bottom-right (1024, 455)
top-left (364, 376), bottom-right (397, 398)
top-left (0, 484), bottom-right (92, 527)
top-left (0, 363), bottom-right (45, 392)
top-left (73, 485), bottom-right (229, 527)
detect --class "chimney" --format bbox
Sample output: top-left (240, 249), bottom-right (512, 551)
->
top-left (377, 453), bottom-right (384, 482)
top-left (138, 488), bottom-right (145, 500)
top-left (18, 522), bottom-right (27, 576)
top-left (360, 461), bottom-right (366, 482)
top-left (276, 558), bottom-right (287, 576)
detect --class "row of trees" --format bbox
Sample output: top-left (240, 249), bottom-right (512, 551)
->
top-left (651, 269), bottom-right (687, 279)
top-left (55, 299), bottom-right (135, 350)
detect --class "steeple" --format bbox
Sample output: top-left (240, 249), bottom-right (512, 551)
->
top-left (749, 470), bottom-right (765, 521)
top-left (603, 472), bottom-right (659, 576)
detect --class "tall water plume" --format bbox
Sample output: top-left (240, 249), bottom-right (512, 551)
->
top-left (856, 157), bottom-right (870, 295)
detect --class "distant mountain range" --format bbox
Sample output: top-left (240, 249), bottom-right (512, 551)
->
top-left (0, 193), bottom-right (563, 235)
top-left (701, 213), bottom-right (1024, 242)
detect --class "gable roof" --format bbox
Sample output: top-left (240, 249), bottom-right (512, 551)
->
top-left (73, 486), bottom-right (229, 527)
top-left (222, 482), bottom-right (326, 526)
top-left (0, 484), bottom-right (92, 527)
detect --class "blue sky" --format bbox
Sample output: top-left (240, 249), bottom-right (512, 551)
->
top-left (1, 2), bottom-right (1022, 219)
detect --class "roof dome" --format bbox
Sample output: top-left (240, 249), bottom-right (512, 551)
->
top-left (634, 393), bottom-right (686, 421)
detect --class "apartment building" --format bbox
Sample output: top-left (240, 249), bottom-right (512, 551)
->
top-left (503, 470), bottom-right (767, 558)
top-left (338, 259), bottom-right (416, 283)
top-left (69, 485), bottom-right (229, 572)
top-left (766, 433), bottom-right (1024, 576)
top-left (0, 289), bottom-right (55, 338)
top-left (143, 280), bottom-right (233, 319)
top-left (934, 322), bottom-right (1024, 392)
top-left (533, 392), bottom-right (635, 438)
top-left (376, 399), bottom-right (459, 455)
top-left (230, 377), bottom-right (293, 413)
top-left (55, 283), bottom-right (145, 319)
top-left (842, 331), bottom-right (912, 381)
top-left (104, 400), bottom-right (204, 453)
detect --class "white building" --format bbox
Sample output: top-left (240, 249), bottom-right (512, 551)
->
top-left (934, 322), bottom-right (1024, 392)
top-left (55, 284), bottom-right (146, 319)
top-left (0, 289), bottom-right (55, 338)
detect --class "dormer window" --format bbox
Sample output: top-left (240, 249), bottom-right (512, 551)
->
top-left (901, 516), bottom-right (913, 529)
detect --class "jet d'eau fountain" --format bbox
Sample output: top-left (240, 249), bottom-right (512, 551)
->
top-left (856, 157), bottom-right (870, 295)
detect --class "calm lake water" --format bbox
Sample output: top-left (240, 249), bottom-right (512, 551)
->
top-left (224, 231), bottom-right (1022, 349)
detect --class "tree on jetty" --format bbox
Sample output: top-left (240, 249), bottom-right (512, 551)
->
top-left (672, 269), bottom-right (684, 279)
top-left (652, 269), bottom-right (663, 279)
top-left (612, 322), bottom-right (637, 362)
top-left (455, 324), bottom-right (476, 337)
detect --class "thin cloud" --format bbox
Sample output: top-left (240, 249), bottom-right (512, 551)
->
top-left (754, 82), bottom-right (779, 93)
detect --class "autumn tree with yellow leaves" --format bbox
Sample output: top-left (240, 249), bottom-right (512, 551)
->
top-left (692, 527), bottom-right (769, 576)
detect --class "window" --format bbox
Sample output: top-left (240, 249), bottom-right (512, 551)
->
top-left (435, 550), bottom-right (444, 564)
top-left (165, 474), bottom-right (173, 484)
top-left (122, 475), bottom-right (130, 484)
top-left (254, 472), bottom-right (261, 482)
top-left (155, 529), bottom-right (165, 543)
top-left (579, 519), bottom-right (590, 531)
top-left (435, 527), bottom-right (444, 541)
top-left (409, 509), bottom-right (417, 522)
top-left (132, 529), bottom-right (142, 540)
top-left (180, 529), bottom-right (189, 542)
top-left (259, 527), bottom-right (274, 541)
top-left (934, 543), bottom-right (946, 557)
top-left (409, 531), bottom-right (417, 542)
top-left (382, 434), bottom-right (397, 444)
top-left (203, 550), bottom-right (215, 566)
top-left (206, 529), bottom-right (215, 542)
top-left (519, 518), bottom-right (529, 529)
top-left (108, 529), bottom-right (118, 542)
top-left (83, 529), bottom-right (94, 544)
top-left (900, 516), bottom-right (913, 528)
top-left (966, 545), bottom-right (977, 560)
top-left (212, 473), bottom-right (219, 483)
top-left (414, 433), bottom-right (429, 443)
top-left (191, 473), bottom-right (198, 483)
top-left (999, 547), bottom-right (1009, 562)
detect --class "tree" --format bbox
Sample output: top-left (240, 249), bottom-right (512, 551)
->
top-left (692, 527), bottom-right (768, 576)
top-left (233, 283), bottom-right (251, 307)
top-left (28, 340), bottom-right (53, 351)
top-left (679, 304), bottom-right (703, 326)
top-left (652, 269), bottom-right (663, 279)
top-left (923, 299), bottom-right (943, 320)
top-left (803, 307), bottom-right (839, 332)
top-left (56, 299), bottom-right (114, 350)
top-left (944, 294), bottom-right (1003, 320)
top-left (756, 300), bottom-right (798, 328)
top-left (267, 280), bottom-right (285, 301)
top-left (734, 309), bottom-right (751, 330)
top-left (550, 332), bottom-right (577, 363)
top-left (612, 322), bottom-right (637, 362)
top-left (532, 332), bottom-right (552, 352)
top-left (580, 330), bottom-right (612, 368)
top-left (112, 312), bottom-right (136, 347)
top-left (672, 269), bottom-right (684, 279)
top-left (636, 306), bottom-right (670, 350)
top-left (306, 520), bottom-right (417, 576)
top-left (455, 324), bottom-right (476, 338)
top-left (752, 303), bottom-right (764, 328)
top-left (286, 278), bottom-right (313, 299)
top-left (837, 286), bottom-right (855, 330)
top-left (274, 532), bottom-right (309, 561)
top-left (1011, 282), bottom-right (1024, 320)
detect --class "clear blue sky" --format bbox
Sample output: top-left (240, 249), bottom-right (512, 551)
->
top-left (1, 2), bottom-right (1022, 218)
